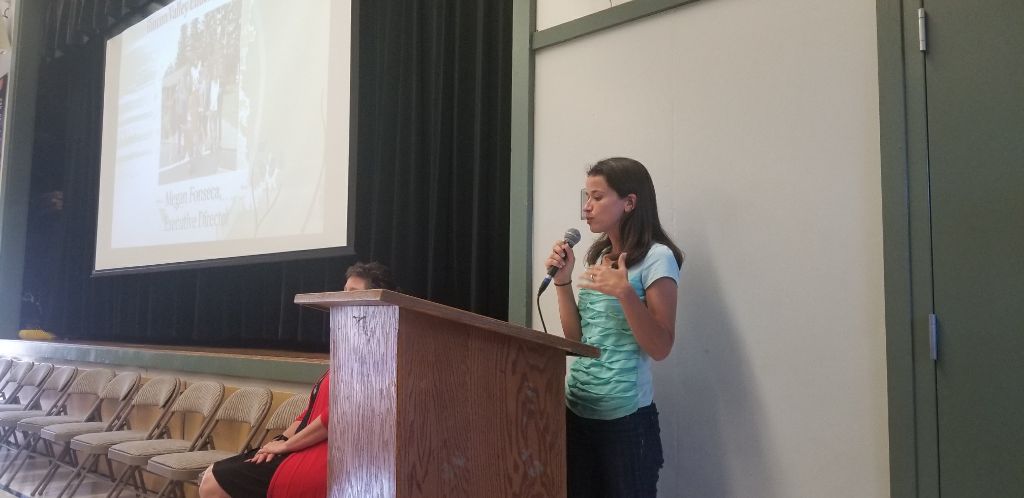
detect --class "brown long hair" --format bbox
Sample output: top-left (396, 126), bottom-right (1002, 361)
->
top-left (584, 157), bottom-right (684, 269)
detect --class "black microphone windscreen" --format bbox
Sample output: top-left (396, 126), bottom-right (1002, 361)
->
top-left (564, 228), bottom-right (581, 247)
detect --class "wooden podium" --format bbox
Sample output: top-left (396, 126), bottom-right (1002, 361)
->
top-left (295, 290), bottom-right (598, 498)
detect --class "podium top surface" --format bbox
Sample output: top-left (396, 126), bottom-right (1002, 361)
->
top-left (295, 290), bottom-right (599, 358)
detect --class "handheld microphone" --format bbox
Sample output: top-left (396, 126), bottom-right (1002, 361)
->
top-left (537, 228), bottom-right (582, 296)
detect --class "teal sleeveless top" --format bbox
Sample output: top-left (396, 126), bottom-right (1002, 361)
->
top-left (566, 243), bottom-right (679, 420)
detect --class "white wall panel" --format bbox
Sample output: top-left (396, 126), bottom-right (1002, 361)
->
top-left (532, 0), bottom-right (887, 496)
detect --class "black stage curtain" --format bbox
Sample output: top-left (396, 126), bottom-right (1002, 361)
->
top-left (21, 0), bottom-right (511, 351)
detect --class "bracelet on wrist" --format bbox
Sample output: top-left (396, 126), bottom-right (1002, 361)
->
top-left (554, 280), bottom-right (572, 287)
top-left (272, 435), bottom-right (289, 442)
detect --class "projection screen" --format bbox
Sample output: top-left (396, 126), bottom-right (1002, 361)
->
top-left (95, 0), bottom-right (352, 273)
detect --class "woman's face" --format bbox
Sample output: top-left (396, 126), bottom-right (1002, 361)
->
top-left (583, 175), bottom-right (630, 234)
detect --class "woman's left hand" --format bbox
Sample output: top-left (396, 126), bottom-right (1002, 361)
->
top-left (246, 440), bottom-right (288, 464)
top-left (578, 252), bottom-right (631, 299)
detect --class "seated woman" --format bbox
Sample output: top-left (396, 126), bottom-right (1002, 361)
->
top-left (199, 262), bottom-right (397, 498)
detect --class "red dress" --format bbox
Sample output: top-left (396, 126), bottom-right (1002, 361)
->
top-left (267, 371), bottom-right (330, 498)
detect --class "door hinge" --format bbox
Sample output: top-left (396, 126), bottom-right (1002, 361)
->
top-left (928, 313), bottom-right (938, 361)
top-left (918, 8), bottom-right (928, 52)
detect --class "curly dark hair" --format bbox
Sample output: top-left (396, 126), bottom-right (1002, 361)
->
top-left (345, 262), bottom-right (397, 291)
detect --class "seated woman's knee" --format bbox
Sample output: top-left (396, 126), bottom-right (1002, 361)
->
top-left (199, 465), bottom-right (228, 498)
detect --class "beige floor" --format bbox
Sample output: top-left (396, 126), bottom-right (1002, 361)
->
top-left (0, 449), bottom-right (113, 498)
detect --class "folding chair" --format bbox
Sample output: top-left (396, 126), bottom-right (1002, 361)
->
top-left (0, 365), bottom-right (78, 459)
top-left (105, 381), bottom-right (224, 498)
top-left (192, 392), bottom-right (309, 490)
top-left (0, 360), bottom-right (28, 401)
top-left (0, 364), bottom-right (63, 448)
top-left (28, 372), bottom-right (140, 497)
top-left (251, 393), bottom-right (308, 453)
top-left (53, 376), bottom-right (181, 498)
top-left (0, 364), bottom-right (77, 440)
top-left (0, 361), bottom-right (37, 403)
top-left (0, 368), bottom-right (117, 486)
top-left (145, 387), bottom-right (274, 498)
top-left (0, 359), bottom-right (12, 390)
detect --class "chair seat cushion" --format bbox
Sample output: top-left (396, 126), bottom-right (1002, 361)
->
top-left (0, 410), bottom-right (45, 426)
top-left (148, 450), bottom-right (237, 480)
top-left (108, 439), bottom-right (192, 466)
top-left (70, 430), bottom-right (149, 453)
top-left (17, 415), bottom-right (85, 433)
top-left (40, 422), bottom-right (109, 443)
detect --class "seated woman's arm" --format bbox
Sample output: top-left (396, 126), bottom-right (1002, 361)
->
top-left (247, 417), bottom-right (327, 464)
top-left (280, 420), bottom-right (301, 439)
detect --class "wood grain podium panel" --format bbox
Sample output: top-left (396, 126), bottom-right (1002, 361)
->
top-left (395, 308), bottom-right (566, 497)
top-left (305, 291), bottom-right (596, 498)
top-left (329, 304), bottom-right (400, 497)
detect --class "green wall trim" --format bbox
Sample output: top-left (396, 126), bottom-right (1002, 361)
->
top-left (532, 0), bottom-right (701, 50)
top-left (878, 0), bottom-right (939, 496)
top-left (0, 340), bottom-right (327, 384)
top-left (508, 0), bottom-right (536, 326)
top-left (877, 1), bottom-right (917, 496)
top-left (901, 0), bottom-right (940, 491)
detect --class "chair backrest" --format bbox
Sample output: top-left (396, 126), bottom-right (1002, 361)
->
top-left (19, 362), bottom-right (54, 389)
top-left (92, 371), bottom-right (141, 425)
top-left (67, 369), bottom-right (115, 397)
top-left (168, 381), bottom-right (224, 419)
top-left (4, 361), bottom-right (32, 383)
top-left (131, 377), bottom-right (181, 409)
top-left (0, 361), bottom-right (34, 400)
top-left (52, 368), bottom-right (116, 419)
top-left (0, 358), bottom-right (11, 385)
top-left (99, 372), bottom-right (141, 402)
top-left (163, 381), bottom-right (224, 448)
top-left (117, 376), bottom-right (181, 435)
top-left (256, 393), bottom-right (309, 447)
top-left (34, 365), bottom-right (78, 413)
top-left (214, 387), bottom-right (273, 426)
top-left (42, 366), bottom-right (78, 392)
top-left (4, 362), bottom-right (54, 406)
top-left (201, 387), bottom-right (273, 452)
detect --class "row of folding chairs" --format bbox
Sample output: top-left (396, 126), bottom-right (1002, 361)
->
top-left (0, 356), bottom-right (309, 498)
top-left (0, 359), bottom-right (63, 412)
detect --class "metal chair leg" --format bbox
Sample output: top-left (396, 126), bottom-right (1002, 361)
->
top-left (104, 464), bottom-right (134, 498)
top-left (53, 453), bottom-right (94, 498)
top-left (0, 433), bottom-right (39, 485)
top-left (32, 442), bottom-right (74, 496)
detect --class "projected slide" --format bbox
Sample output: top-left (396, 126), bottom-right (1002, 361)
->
top-left (95, 0), bottom-right (351, 272)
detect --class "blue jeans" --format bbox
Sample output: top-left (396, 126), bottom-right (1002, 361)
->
top-left (567, 403), bottom-right (664, 498)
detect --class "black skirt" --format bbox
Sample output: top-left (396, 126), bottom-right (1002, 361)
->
top-left (211, 448), bottom-right (287, 498)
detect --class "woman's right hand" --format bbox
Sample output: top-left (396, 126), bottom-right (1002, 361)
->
top-left (544, 239), bottom-right (576, 285)
top-left (246, 439), bottom-right (290, 463)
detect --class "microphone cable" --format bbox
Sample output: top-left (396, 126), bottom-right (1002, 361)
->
top-left (537, 293), bottom-right (548, 334)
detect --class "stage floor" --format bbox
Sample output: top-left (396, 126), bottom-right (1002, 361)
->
top-left (65, 340), bottom-right (329, 361)
top-left (2, 339), bottom-right (328, 384)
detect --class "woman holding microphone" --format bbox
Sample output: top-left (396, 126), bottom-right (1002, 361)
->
top-left (546, 157), bottom-right (683, 498)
